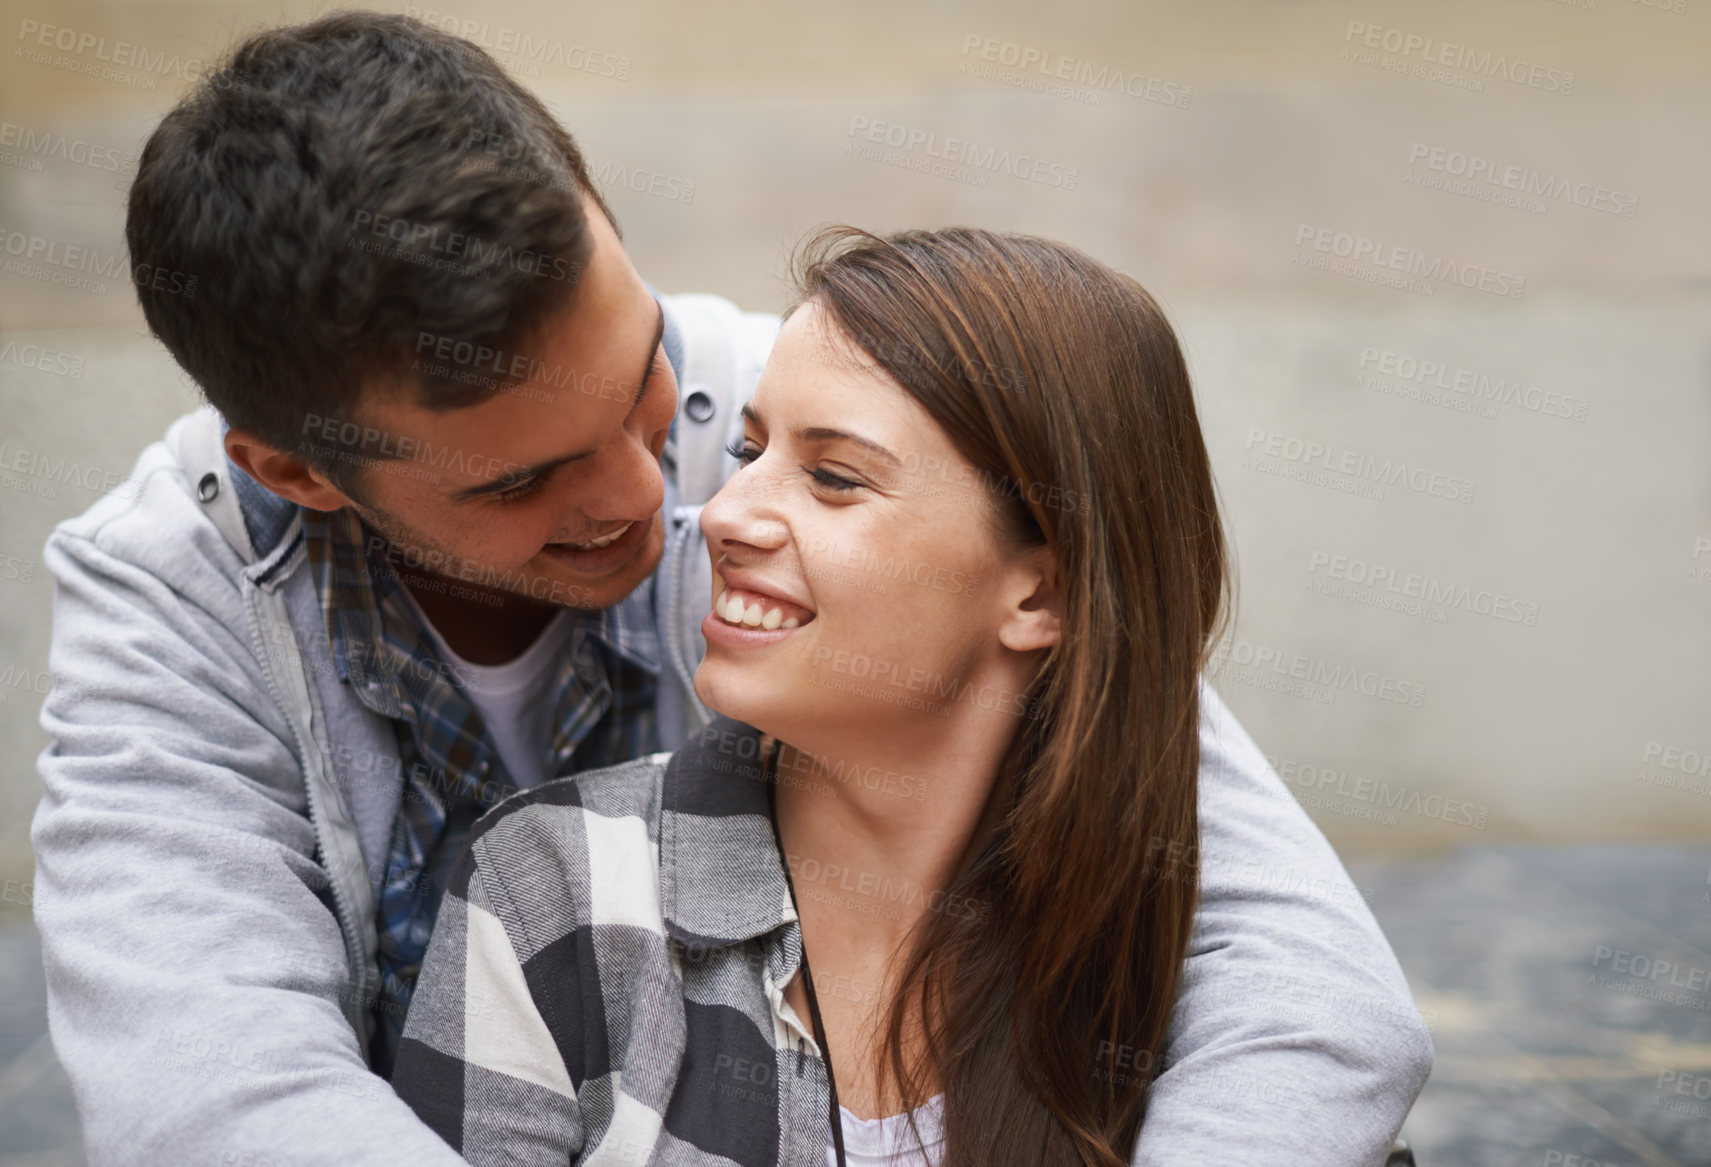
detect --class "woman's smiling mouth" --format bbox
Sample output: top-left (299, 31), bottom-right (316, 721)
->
top-left (703, 572), bottom-right (816, 644)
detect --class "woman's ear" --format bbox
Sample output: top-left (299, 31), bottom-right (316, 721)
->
top-left (997, 546), bottom-right (1062, 654)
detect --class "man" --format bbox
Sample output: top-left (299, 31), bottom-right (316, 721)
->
top-left (32, 12), bottom-right (1430, 1165)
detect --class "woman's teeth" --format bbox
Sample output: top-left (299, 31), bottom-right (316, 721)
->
top-left (570, 523), bottom-right (631, 551)
top-left (714, 586), bottom-right (803, 630)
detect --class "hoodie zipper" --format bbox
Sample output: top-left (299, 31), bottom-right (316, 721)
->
top-left (247, 573), bottom-right (373, 1053)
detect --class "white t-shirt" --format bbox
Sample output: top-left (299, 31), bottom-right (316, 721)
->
top-left (400, 586), bottom-right (575, 790)
top-left (831, 1095), bottom-right (945, 1167)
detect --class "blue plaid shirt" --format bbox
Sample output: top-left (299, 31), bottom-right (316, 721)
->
top-left (301, 509), bottom-right (659, 1074)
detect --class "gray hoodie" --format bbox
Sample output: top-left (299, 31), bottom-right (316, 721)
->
top-left (31, 292), bottom-right (1430, 1166)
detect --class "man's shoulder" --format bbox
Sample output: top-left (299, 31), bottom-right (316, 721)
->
top-left (44, 407), bottom-right (251, 601)
top-left (657, 291), bottom-right (780, 410)
top-left (657, 292), bottom-right (780, 511)
top-left (658, 291), bottom-right (780, 347)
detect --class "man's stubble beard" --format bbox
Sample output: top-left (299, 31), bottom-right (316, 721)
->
top-left (342, 498), bottom-right (601, 613)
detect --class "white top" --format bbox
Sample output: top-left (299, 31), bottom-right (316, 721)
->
top-left (830, 1095), bottom-right (945, 1167)
top-left (399, 585), bottom-right (575, 789)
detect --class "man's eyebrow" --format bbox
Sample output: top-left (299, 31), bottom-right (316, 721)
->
top-left (737, 406), bottom-right (901, 468)
top-left (447, 302), bottom-right (665, 502)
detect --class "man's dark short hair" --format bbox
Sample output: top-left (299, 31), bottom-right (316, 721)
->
top-left (126, 11), bottom-right (613, 488)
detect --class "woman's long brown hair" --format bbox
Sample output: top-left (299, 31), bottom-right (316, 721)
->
top-left (791, 227), bottom-right (1231, 1166)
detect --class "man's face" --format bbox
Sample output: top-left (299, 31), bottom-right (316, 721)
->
top-left (333, 199), bottom-right (678, 612)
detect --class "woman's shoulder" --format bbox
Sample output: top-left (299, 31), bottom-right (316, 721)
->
top-left (463, 752), bottom-right (673, 896)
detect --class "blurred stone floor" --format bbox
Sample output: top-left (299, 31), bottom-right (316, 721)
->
top-left (3, 844), bottom-right (1709, 1166)
top-left (1348, 845), bottom-right (1711, 1167)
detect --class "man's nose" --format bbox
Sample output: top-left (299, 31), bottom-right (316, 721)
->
top-left (548, 448), bottom-right (664, 545)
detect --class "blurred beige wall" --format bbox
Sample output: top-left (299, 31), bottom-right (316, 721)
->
top-left (2, 0), bottom-right (1707, 907)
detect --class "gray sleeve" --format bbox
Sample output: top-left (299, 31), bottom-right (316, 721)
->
top-left (30, 526), bottom-right (467, 1166)
top-left (1131, 682), bottom-right (1433, 1166)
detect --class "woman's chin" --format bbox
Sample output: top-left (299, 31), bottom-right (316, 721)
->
top-left (693, 668), bottom-right (787, 734)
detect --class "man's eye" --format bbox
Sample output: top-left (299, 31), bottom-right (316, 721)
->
top-left (492, 472), bottom-right (551, 505)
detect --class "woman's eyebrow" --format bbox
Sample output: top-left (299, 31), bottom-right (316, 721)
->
top-left (738, 405), bottom-right (901, 468)
top-left (795, 425), bottom-right (903, 467)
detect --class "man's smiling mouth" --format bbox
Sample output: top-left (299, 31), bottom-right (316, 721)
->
top-left (566, 522), bottom-right (631, 551)
top-left (537, 516), bottom-right (654, 574)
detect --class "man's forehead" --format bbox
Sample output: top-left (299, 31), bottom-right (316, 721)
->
top-left (335, 193), bottom-right (657, 470)
top-left (344, 294), bottom-right (663, 488)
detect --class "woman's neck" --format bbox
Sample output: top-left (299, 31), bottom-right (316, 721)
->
top-left (770, 702), bottom-right (1023, 1120)
top-left (772, 703), bottom-right (1019, 953)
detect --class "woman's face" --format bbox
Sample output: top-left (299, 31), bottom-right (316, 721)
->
top-left (695, 301), bottom-right (1047, 757)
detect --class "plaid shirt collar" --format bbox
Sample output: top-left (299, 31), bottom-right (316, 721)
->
top-left (657, 716), bottom-right (798, 949)
top-left (301, 507), bottom-right (660, 761)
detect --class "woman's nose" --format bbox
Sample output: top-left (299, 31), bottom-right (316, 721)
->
top-left (700, 454), bottom-right (789, 553)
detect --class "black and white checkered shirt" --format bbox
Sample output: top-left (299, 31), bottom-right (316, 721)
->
top-left (392, 716), bottom-right (843, 1165)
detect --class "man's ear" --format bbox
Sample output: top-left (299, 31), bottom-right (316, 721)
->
top-left (997, 546), bottom-right (1062, 654)
top-left (223, 428), bottom-right (354, 512)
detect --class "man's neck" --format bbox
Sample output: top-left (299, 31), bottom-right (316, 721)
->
top-left (400, 569), bottom-right (561, 665)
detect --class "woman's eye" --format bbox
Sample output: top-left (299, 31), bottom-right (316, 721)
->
top-left (723, 438), bottom-right (862, 492)
top-left (808, 467), bottom-right (862, 491)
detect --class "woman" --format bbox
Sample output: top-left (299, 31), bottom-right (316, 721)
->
top-left (392, 226), bottom-right (1230, 1166)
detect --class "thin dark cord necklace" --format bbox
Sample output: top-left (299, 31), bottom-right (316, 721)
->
top-left (765, 738), bottom-right (848, 1167)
